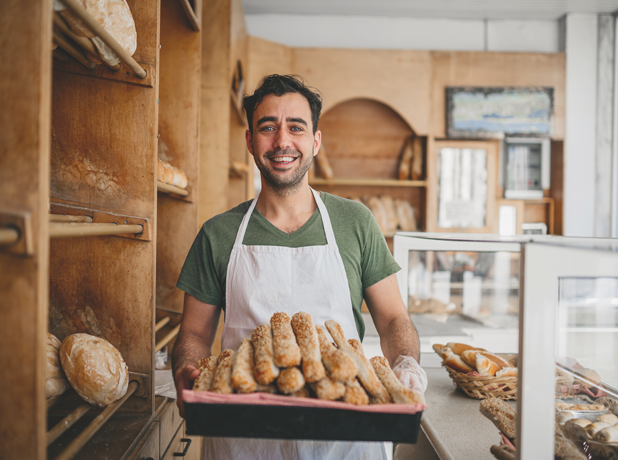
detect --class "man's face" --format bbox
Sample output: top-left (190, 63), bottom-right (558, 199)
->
top-left (246, 93), bottom-right (321, 194)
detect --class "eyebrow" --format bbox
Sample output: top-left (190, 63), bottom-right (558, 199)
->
top-left (256, 116), bottom-right (308, 127)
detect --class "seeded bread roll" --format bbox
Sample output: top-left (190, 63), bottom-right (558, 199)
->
top-left (276, 367), bottom-right (305, 394)
top-left (291, 385), bottom-right (311, 398)
top-left (231, 338), bottom-right (257, 393)
top-left (60, 333), bottom-right (129, 407)
top-left (193, 356), bottom-right (217, 392)
top-left (291, 312), bottom-right (325, 383)
top-left (251, 324), bottom-right (280, 385)
top-left (342, 378), bottom-right (369, 405)
top-left (210, 350), bottom-right (234, 394)
top-left (46, 333), bottom-right (71, 398)
top-left (310, 375), bottom-right (346, 400)
top-left (271, 312), bottom-right (301, 368)
top-left (316, 326), bottom-right (357, 382)
top-left (346, 339), bottom-right (392, 404)
top-left (370, 356), bottom-right (423, 405)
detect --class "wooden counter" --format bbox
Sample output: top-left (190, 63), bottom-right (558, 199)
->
top-left (418, 357), bottom-right (516, 460)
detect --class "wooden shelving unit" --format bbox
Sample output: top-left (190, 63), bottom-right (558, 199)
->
top-left (310, 178), bottom-right (427, 187)
top-left (0, 0), bottom-right (201, 458)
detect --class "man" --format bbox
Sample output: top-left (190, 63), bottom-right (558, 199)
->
top-left (173, 74), bottom-right (426, 459)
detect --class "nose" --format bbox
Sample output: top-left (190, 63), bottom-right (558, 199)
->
top-left (273, 127), bottom-right (293, 150)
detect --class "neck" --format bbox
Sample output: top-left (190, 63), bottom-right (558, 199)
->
top-left (255, 180), bottom-right (317, 234)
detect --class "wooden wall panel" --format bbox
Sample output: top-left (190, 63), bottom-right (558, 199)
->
top-left (157, 0), bottom-right (201, 313)
top-left (292, 48), bottom-right (433, 135)
top-left (550, 141), bottom-right (564, 235)
top-left (200, 0), bottom-right (231, 225)
top-left (0, 0), bottom-right (51, 457)
top-left (247, 36), bottom-right (293, 94)
top-left (431, 51), bottom-right (566, 140)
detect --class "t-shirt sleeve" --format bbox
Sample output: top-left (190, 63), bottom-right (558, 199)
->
top-left (360, 209), bottom-right (401, 290)
top-left (176, 226), bottom-right (224, 306)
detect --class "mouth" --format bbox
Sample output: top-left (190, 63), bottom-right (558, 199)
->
top-left (268, 155), bottom-right (299, 167)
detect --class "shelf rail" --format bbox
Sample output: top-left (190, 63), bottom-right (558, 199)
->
top-left (47, 403), bottom-right (92, 446)
top-left (157, 181), bottom-right (189, 197)
top-left (49, 222), bottom-right (143, 238)
top-left (54, 380), bottom-right (139, 460)
top-left (60, 0), bottom-right (147, 79)
top-left (52, 31), bottom-right (95, 70)
top-left (0, 227), bottom-right (19, 246)
top-left (178, 0), bottom-right (201, 31)
top-left (155, 324), bottom-right (180, 353)
top-left (49, 214), bottom-right (93, 223)
top-left (155, 316), bottom-right (170, 332)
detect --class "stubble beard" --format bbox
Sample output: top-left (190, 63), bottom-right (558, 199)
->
top-left (255, 146), bottom-right (314, 197)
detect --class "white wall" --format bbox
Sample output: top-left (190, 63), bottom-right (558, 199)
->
top-left (245, 14), bottom-right (560, 52)
top-left (564, 14), bottom-right (598, 237)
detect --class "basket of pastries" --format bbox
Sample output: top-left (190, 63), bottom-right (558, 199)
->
top-left (433, 342), bottom-right (518, 400)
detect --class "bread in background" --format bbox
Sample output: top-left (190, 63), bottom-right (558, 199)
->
top-left (46, 333), bottom-right (71, 398)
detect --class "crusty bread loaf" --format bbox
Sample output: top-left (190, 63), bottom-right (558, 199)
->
top-left (363, 196), bottom-right (389, 234)
top-left (555, 422), bottom-right (587, 460)
top-left (276, 367), bottom-right (305, 394)
top-left (231, 338), bottom-right (257, 393)
top-left (566, 418), bottom-right (591, 428)
top-left (251, 324), bottom-right (280, 385)
top-left (46, 333), bottom-right (71, 398)
top-left (479, 352), bottom-right (512, 370)
top-left (171, 166), bottom-right (188, 189)
top-left (394, 199), bottom-right (417, 231)
top-left (162, 161), bottom-right (174, 185)
top-left (495, 367), bottom-right (518, 378)
top-left (585, 422), bottom-right (611, 438)
top-left (290, 312), bottom-right (325, 383)
top-left (210, 350), bottom-right (234, 394)
top-left (445, 342), bottom-right (484, 355)
top-left (157, 158), bottom-right (166, 182)
top-left (432, 343), bottom-right (445, 354)
top-left (315, 146), bottom-right (334, 180)
top-left (193, 356), bottom-right (217, 392)
top-left (316, 326), bottom-right (357, 382)
top-left (370, 356), bottom-right (423, 405)
top-left (479, 398), bottom-right (516, 440)
top-left (60, 333), bottom-right (129, 407)
top-left (343, 378), bottom-right (369, 405)
top-left (271, 312), bottom-right (301, 368)
top-left (379, 195), bottom-right (398, 233)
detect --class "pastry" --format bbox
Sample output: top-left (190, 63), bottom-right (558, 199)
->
top-left (443, 354), bottom-right (475, 373)
top-left (445, 342), bottom-right (484, 355)
top-left (270, 312), bottom-right (301, 368)
top-left (476, 354), bottom-right (500, 377)
top-left (479, 398), bottom-right (517, 440)
top-left (250, 324), bottom-right (280, 385)
top-left (596, 413), bottom-right (618, 425)
top-left (594, 425), bottom-right (618, 442)
top-left (230, 338), bottom-right (257, 393)
top-left (315, 326), bottom-right (357, 382)
top-left (566, 418), bottom-right (592, 428)
top-left (290, 312), bottom-right (325, 383)
top-left (60, 333), bottom-right (129, 407)
top-left (276, 367), bottom-right (305, 395)
top-left (495, 367), bottom-right (518, 378)
top-left (46, 333), bottom-right (71, 398)
top-left (342, 378), bottom-right (369, 405)
top-left (585, 422), bottom-right (611, 438)
top-left (309, 375), bottom-right (346, 400)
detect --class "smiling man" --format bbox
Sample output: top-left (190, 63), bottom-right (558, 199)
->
top-left (172, 75), bottom-right (424, 460)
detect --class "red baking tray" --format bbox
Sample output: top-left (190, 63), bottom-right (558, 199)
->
top-left (183, 390), bottom-right (425, 443)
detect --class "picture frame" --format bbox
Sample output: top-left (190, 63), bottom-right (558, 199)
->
top-left (446, 87), bottom-right (554, 139)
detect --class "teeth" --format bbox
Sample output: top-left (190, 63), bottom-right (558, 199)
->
top-left (272, 157), bottom-right (295, 163)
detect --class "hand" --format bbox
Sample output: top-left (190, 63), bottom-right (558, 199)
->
top-left (175, 364), bottom-right (200, 418)
top-left (392, 355), bottom-right (427, 404)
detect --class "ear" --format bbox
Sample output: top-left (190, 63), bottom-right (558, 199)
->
top-left (245, 129), bottom-right (254, 156)
top-left (313, 130), bottom-right (322, 157)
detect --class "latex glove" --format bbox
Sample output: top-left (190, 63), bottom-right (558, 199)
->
top-left (392, 355), bottom-right (428, 402)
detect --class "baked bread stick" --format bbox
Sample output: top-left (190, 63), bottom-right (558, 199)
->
top-left (271, 312), bottom-right (301, 368)
top-left (231, 338), bottom-right (257, 393)
top-left (291, 312), bottom-right (325, 383)
top-left (251, 324), bottom-right (280, 385)
top-left (316, 326), bottom-right (357, 382)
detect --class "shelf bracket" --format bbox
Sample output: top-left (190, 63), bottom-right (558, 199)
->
top-left (0, 209), bottom-right (34, 256)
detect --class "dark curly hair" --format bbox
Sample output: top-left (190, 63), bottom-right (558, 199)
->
top-left (243, 74), bottom-right (323, 134)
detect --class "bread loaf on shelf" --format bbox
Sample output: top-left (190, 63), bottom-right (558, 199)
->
top-left (157, 157), bottom-right (188, 189)
top-left (60, 333), bottom-right (129, 407)
top-left (46, 333), bottom-right (71, 398)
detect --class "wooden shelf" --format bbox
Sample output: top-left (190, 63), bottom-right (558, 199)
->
top-left (309, 178), bottom-right (427, 187)
top-left (157, 181), bottom-right (189, 197)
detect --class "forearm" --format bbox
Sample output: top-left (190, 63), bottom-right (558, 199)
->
top-left (172, 329), bottom-right (211, 378)
top-left (379, 314), bottom-right (420, 365)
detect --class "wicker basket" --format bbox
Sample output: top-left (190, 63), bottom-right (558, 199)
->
top-left (444, 365), bottom-right (518, 400)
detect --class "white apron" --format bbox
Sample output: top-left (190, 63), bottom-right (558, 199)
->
top-left (202, 188), bottom-right (386, 460)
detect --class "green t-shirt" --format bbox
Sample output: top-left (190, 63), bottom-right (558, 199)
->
top-left (176, 192), bottom-right (400, 340)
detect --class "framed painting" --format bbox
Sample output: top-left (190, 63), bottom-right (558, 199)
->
top-left (446, 87), bottom-right (554, 139)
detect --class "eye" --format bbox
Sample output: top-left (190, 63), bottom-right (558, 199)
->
top-left (290, 126), bottom-right (303, 132)
top-left (259, 126), bottom-right (274, 132)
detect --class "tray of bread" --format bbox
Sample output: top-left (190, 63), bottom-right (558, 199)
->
top-left (433, 342), bottom-right (518, 400)
top-left (183, 312), bottom-right (425, 442)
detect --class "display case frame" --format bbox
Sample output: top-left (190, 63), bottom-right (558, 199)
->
top-left (518, 240), bottom-right (618, 459)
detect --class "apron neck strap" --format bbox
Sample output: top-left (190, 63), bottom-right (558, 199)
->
top-left (234, 188), bottom-right (337, 247)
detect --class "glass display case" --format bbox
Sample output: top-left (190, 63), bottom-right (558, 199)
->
top-left (393, 232), bottom-right (545, 354)
top-left (519, 239), bottom-right (618, 459)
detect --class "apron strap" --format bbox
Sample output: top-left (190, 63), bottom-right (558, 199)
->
top-left (234, 188), bottom-right (338, 248)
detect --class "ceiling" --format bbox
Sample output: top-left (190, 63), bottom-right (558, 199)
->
top-left (242, 0), bottom-right (618, 20)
